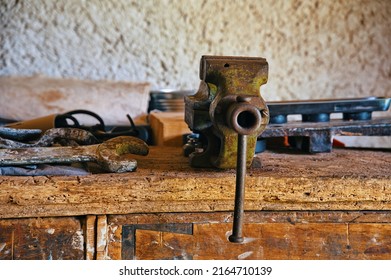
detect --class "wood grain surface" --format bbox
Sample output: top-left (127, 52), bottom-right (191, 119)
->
top-left (83, 215), bottom-right (96, 260)
top-left (0, 147), bottom-right (390, 219)
top-left (149, 112), bottom-right (191, 146)
top-left (106, 211), bottom-right (391, 260)
top-left (0, 217), bottom-right (84, 260)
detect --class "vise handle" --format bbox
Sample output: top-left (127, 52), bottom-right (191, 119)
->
top-left (185, 55), bottom-right (270, 242)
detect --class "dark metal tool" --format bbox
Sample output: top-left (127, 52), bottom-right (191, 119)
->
top-left (185, 56), bottom-right (269, 242)
top-left (0, 136), bottom-right (149, 173)
top-left (261, 117), bottom-right (391, 153)
top-left (258, 97), bottom-right (391, 153)
top-left (267, 97), bottom-right (391, 124)
top-left (0, 127), bottom-right (42, 141)
top-left (5, 110), bottom-right (152, 144)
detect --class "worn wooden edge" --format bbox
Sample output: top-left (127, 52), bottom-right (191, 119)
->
top-left (95, 215), bottom-right (108, 260)
top-left (0, 175), bottom-right (390, 218)
top-left (107, 211), bottom-right (391, 225)
top-left (3, 202), bottom-right (391, 220)
top-left (83, 215), bottom-right (96, 260)
top-left (0, 147), bottom-right (390, 218)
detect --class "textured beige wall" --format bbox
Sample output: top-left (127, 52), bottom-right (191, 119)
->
top-left (1, 0), bottom-right (390, 147)
top-left (1, 0), bottom-right (390, 102)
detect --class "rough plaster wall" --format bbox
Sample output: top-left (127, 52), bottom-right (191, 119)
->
top-left (1, 0), bottom-right (390, 100)
top-left (0, 0), bottom-right (390, 147)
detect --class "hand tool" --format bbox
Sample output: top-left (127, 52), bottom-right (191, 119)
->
top-left (0, 128), bottom-right (99, 149)
top-left (185, 56), bottom-right (269, 243)
top-left (185, 56), bottom-right (269, 168)
top-left (5, 110), bottom-right (152, 143)
top-left (257, 97), bottom-right (391, 153)
top-left (260, 117), bottom-right (391, 153)
top-left (0, 136), bottom-right (149, 173)
top-left (267, 96), bottom-right (391, 124)
top-left (0, 127), bottom-right (42, 141)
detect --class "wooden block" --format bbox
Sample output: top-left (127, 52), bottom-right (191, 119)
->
top-left (0, 75), bottom-right (150, 125)
top-left (149, 111), bottom-right (191, 146)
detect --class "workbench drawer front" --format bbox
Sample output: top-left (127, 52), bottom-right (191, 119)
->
top-left (107, 212), bottom-right (391, 260)
top-left (0, 217), bottom-right (84, 260)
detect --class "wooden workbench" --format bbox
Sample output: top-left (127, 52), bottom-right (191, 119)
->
top-left (0, 147), bottom-right (390, 260)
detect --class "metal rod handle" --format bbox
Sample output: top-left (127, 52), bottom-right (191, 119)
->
top-left (228, 133), bottom-right (247, 243)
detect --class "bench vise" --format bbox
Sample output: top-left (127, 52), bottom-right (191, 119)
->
top-left (185, 55), bottom-right (269, 169)
top-left (185, 56), bottom-right (269, 242)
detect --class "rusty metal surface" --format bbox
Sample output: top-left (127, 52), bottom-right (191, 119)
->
top-left (228, 133), bottom-right (247, 243)
top-left (185, 55), bottom-right (269, 169)
top-left (0, 128), bottom-right (99, 149)
top-left (0, 136), bottom-right (149, 173)
top-left (0, 127), bottom-right (42, 141)
top-left (185, 55), bottom-right (270, 244)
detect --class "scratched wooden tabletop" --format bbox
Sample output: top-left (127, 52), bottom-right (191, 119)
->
top-left (0, 146), bottom-right (390, 218)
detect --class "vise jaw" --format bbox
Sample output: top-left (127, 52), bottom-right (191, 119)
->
top-left (185, 56), bottom-right (269, 169)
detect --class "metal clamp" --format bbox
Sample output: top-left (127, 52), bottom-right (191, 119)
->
top-left (185, 55), bottom-right (269, 242)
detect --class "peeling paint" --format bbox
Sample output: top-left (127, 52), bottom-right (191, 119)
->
top-left (97, 226), bottom-right (108, 249)
top-left (86, 244), bottom-right (95, 255)
top-left (164, 242), bottom-right (174, 250)
top-left (180, 250), bottom-right (192, 260)
top-left (238, 251), bottom-right (253, 260)
top-left (108, 225), bottom-right (118, 242)
top-left (111, 225), bottom-right (118, 233)
top-left (0, 243), bottom-right (6, 252)
top-left (242, 237), bottom-right (258, 244)
top-left (72, 230), bottom-right (84, 251)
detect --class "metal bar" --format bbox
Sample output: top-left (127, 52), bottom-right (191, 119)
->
top-left (267, 97), bottom-right (391, 124)
top-left (258, 118), bottom-right (391, 153)
top-left (229, 134), bottom-right (247, 243)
